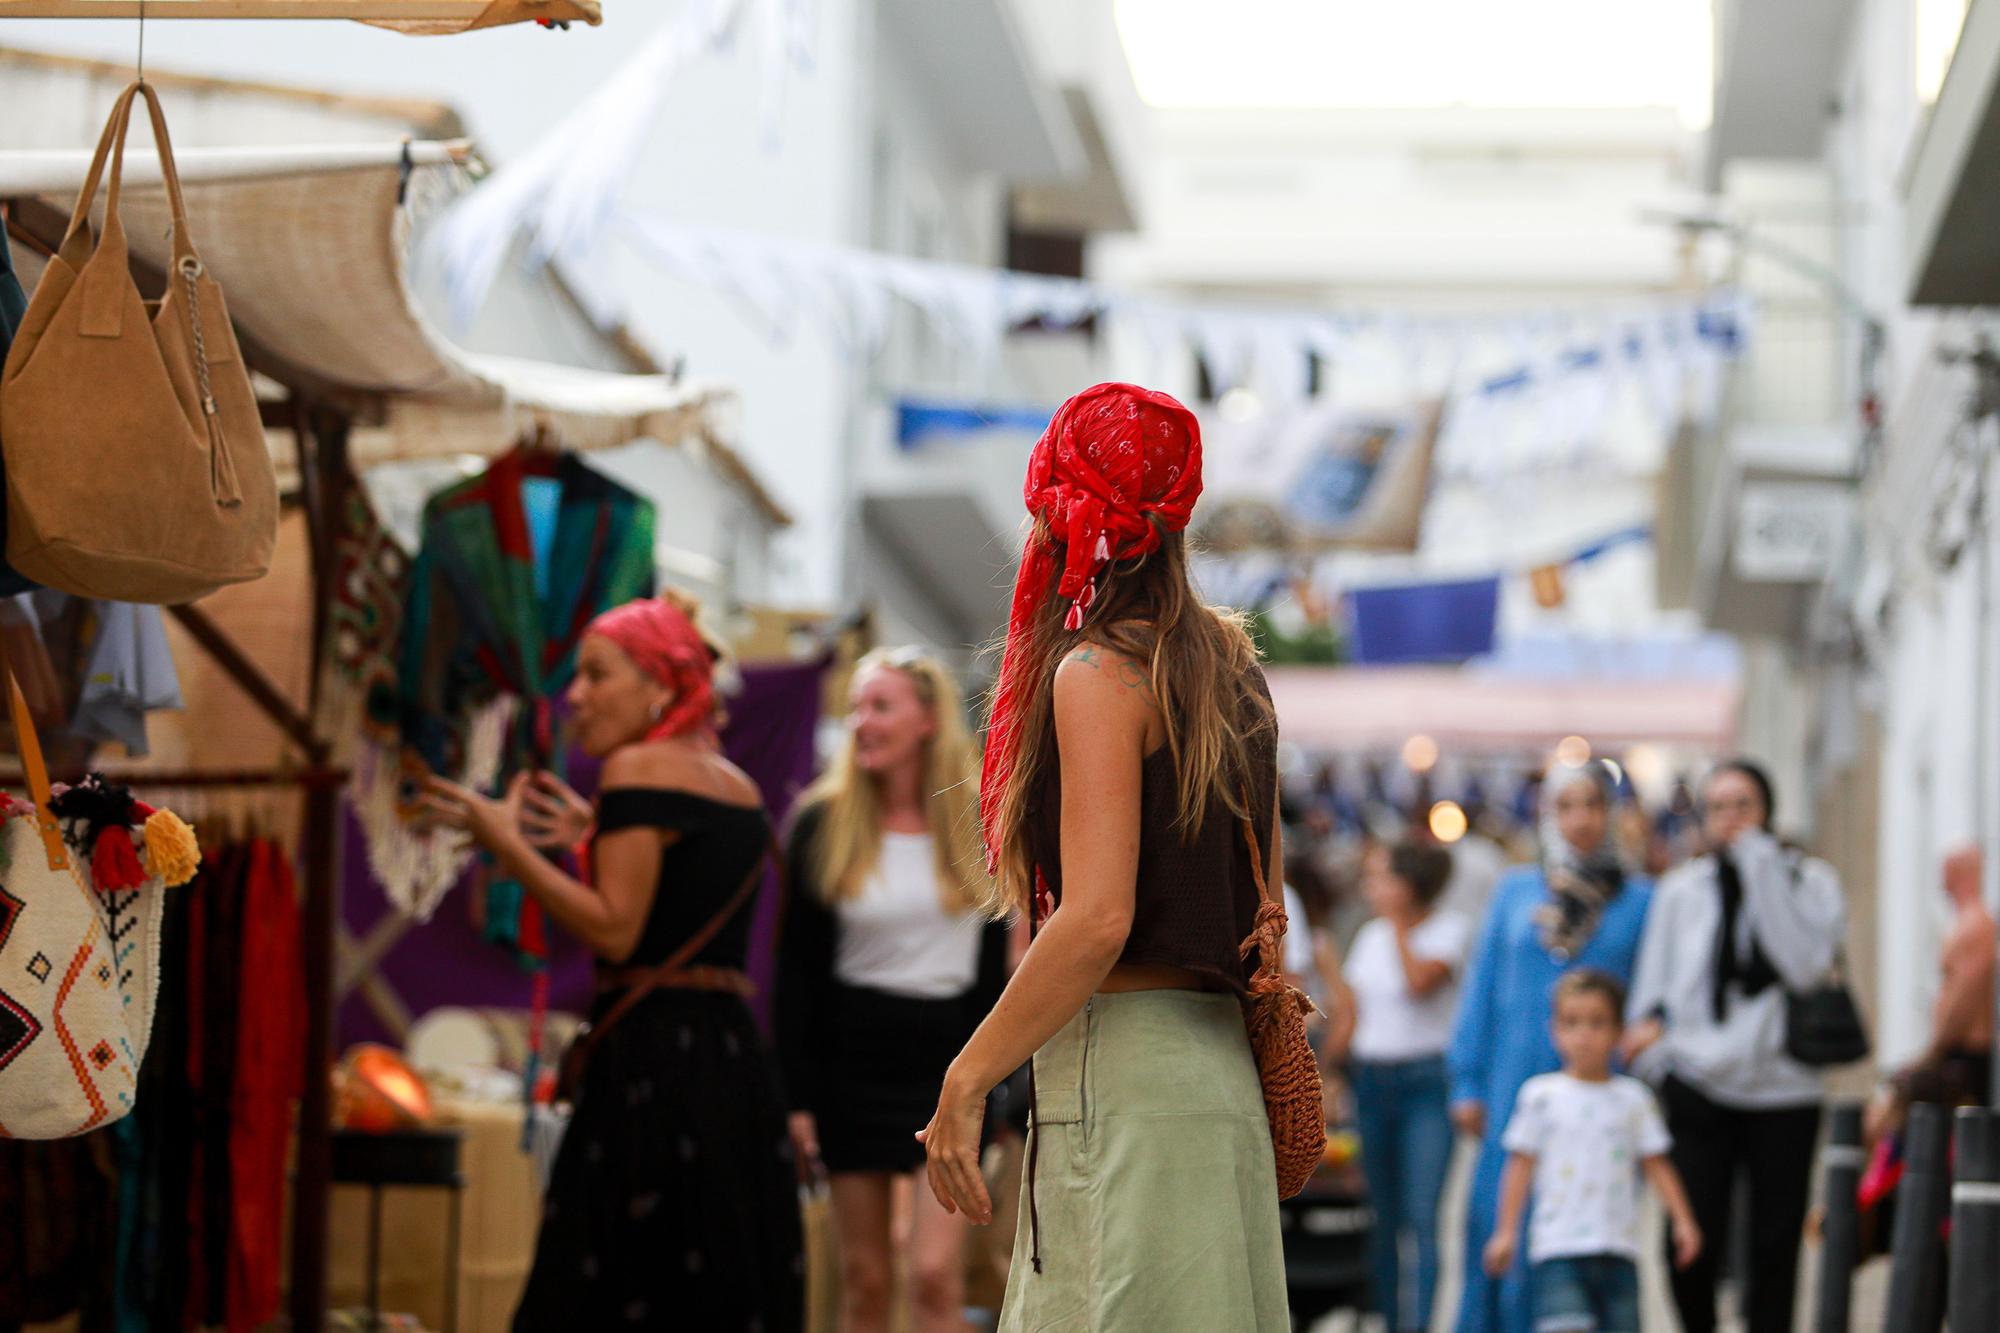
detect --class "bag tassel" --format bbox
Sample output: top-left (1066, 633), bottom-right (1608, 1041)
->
top-left (91, 826), bottom-right (146, 893)
top-left (207, 409), bottom-right (244, 508)
top-left (141, 808), bottom-right (202, 888)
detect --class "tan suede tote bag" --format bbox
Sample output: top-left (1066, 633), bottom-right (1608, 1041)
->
top-left (0, 81), bottom-right (276, 605)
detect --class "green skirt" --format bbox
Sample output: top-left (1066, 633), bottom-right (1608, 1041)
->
top-left (998, 989), bottom-right (1290, 1332)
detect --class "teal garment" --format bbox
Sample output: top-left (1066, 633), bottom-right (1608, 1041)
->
top-left (999, 990), bottom-right (1290, 1333)
top-left (394, 447), bottom-right (656, 959)
top-left (1447, 866), bottom-right (1653, 1333)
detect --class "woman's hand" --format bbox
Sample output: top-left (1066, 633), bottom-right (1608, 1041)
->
top-left (1620, 1018), bottom-right (1665, 1066)
top-left (917, 1070), bottom-right (992, 1225)
top-left (788, 1111), bottom-right (824, 1185)
top-left (1451, 1100), bottom-right (1486, 1140)
top-left (420, 773), bottom-right (529, 851)
top-left (518, 771), bottom-right (595, 850)
top-left (1482, 1230), bottom-right (1516, 1277)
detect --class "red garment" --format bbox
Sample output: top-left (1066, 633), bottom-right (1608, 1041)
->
top-left (586, 597), bottom-right (717, 742)
top-left (978, 382), bottom-right (1203, 869)
top-left (226, 839), bottom-right (304, 1333)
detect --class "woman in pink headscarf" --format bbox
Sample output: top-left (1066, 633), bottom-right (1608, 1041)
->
top-left (424, 591), bottom-right (803, 1333)
top-left (917, 384), bottom-right (1292, 1330)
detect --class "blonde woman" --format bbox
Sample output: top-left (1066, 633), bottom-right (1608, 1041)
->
top-left (776, 647), bottom-right (1007, 1333)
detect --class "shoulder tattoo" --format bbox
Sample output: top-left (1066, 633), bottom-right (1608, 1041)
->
top-left (1067, 644), bottom-right (1156, 698)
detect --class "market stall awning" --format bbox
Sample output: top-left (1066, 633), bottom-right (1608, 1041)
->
top-left (1265, 665), bottom-right (1740, 753)
top-left (2, 141), bottom-right (787, 522)
top-left (0, 0), bottom-right (601, 30)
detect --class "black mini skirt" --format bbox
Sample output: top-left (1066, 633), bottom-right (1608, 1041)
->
top-left (814, 981), bottom-right (978, 1175)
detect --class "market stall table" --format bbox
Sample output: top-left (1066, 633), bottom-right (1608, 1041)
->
top-left (328, 1098), bottom-right (539, 1333)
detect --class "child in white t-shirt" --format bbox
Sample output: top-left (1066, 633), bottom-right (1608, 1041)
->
top-left (1484, 969), bottom-right (1701, 1333)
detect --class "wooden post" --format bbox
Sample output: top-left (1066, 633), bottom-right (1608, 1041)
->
top-left (288, 408), bottom-right (351, 1333)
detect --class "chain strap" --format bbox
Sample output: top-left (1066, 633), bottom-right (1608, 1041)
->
top-left (177, 256), bottom-right (217, 420)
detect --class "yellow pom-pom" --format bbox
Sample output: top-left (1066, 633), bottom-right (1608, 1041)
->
top-left (142, 808), bottom-right (201, 888)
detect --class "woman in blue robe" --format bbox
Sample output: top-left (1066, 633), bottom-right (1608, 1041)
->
top-left (1446, 762), bottom-right (1653, 1333)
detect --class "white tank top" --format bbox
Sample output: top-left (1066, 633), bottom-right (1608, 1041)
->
top-left (833, 831), bottom-right (982, 999)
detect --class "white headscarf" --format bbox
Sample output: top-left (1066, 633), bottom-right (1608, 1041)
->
top-left (1535, 761), bottom-right (1626, 960)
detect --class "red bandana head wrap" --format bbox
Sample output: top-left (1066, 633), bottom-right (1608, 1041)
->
top-left (978, 382), bottom-right (1203, 871)
top-left (585, 597), bottom-right (718, 742)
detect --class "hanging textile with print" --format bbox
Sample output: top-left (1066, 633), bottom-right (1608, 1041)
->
top-left (389, 444), bottom-right (655, 950)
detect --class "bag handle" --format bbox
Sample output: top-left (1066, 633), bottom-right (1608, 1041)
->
top-left (0, 634), bottom-right (69, 873)
top-left (58, 82), bottom-right (197, 273)
top-left (1237, 793), bottom-right (1289, 986)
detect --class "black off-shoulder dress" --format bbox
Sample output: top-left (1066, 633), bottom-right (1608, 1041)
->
top-left (511, 787), bottom-right (804, 1333)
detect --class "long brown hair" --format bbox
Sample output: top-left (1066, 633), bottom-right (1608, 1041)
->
top-left (982, 519), bottom-right (1273, 916)
top-left (797, 648), bottom-right (987, 912)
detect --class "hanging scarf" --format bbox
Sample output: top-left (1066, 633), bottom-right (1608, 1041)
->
top-left (977, 382), bottom-right (1204, 871)
top-left (1533, 762), bottom-right (1626, 960)
top-left (1710, 848), bottom-right (1779, 1020)
top-left (585, 596), bottom-right (718, 742)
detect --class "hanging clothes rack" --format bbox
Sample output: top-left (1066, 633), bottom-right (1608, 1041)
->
top-left (0, 26), bottom-right (779, 1323)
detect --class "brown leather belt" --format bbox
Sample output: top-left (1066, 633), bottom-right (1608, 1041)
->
top-left (596, 962), bottom-right (756, 999)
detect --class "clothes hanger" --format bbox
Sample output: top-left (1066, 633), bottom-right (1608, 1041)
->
top-left (506, 422), bottom-right (565, 479)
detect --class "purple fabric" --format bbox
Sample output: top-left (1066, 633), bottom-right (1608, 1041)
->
top-left (337, 657), bottom-right (829, 1050)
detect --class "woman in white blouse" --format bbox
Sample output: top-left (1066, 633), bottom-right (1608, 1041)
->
top-left (1339, 841), bottom-right (1469, 1333)
top-left (1621, 759), bottom-right (1846, 1333)
top-left (775, 648), bottom-right (1006, 1333)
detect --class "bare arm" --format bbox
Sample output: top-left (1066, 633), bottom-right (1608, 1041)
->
top-left (1644, 1154), bottom-right (1704, 1269)
top-left (1483, 1153), bottom-right (1535, 1275)
top-left (1926, 918), bottom-right (1996, 1058)
top-left (422, 763), bottom-right (665, 961)
top-left (1394, 923), bottom-right (1454, 997)
top-left (1319, 930), bottom-right (1357, 1062)
top-left (921, 646), bottom-right (1153, 1221)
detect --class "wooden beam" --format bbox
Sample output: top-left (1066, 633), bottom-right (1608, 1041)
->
top-left (166, 603), bottom-right (323, 760)
top-left (0, 1), bottom-right (507, 16)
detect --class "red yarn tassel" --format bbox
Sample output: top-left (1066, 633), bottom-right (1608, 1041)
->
top-left (1064, 601), bottom-right (1084, 631)
top-left (92, 827), bottom-right (146, 892)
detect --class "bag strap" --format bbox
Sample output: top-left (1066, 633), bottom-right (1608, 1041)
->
top-left (59, 82), bottom-right (197, 273)
top-left (1237, 795), bottom-right (1288, 986)
top-left (580, 837), bottom-right (776, 1052)
top-left (0, 634), bottom-right (69, 872)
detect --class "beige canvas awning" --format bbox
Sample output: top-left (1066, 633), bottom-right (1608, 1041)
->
top-left (0, 0), bottom-right (601, 30)
top-left (2, 141), bottom-right (789, 523)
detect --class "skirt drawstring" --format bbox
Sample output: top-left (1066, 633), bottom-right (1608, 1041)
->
top-left (1026, 867), bottom-right (1050, 1275)
top-left (1027, 1061), bottom-right (1043, 1274)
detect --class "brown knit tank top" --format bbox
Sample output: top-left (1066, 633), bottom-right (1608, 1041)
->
top-left (1026, 662), bottom-right (1279, 994)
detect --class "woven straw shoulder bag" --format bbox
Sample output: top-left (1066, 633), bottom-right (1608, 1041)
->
top-left (1239, 811), bottom-right (1326, 1199)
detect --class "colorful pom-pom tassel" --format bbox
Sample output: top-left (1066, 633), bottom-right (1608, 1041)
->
top-left (92, 827), bottom-right (146, 893)
top-left (142, 808), bottom-right (202, 888)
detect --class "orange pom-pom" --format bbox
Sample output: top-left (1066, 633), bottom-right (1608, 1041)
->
top-left (142, 808), bottom-right (201, 888)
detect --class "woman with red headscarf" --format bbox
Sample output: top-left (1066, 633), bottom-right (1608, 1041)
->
top-left (917, 384), bottom-right (1292, 1330)
top-left (424, 590), bottom-right (804, 1333)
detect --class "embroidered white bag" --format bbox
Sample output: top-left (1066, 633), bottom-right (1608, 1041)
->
top-left (0, 640), bottom-right (195, 1138)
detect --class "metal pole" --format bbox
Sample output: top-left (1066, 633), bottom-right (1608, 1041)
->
top-left (1949, 1107), bottom-right (2000, 1331)
top-left (1883, 1101), bottom-right (1952, 1333)
top-left (1814, 1102), bottom-right (1866, 1333)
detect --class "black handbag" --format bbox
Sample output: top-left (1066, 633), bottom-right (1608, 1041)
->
top-left (1785, 951), bottom-right (1870, 1067)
